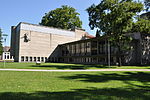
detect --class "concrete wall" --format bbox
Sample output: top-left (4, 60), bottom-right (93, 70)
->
top-left (10, 25), bottom-right (20, 62)
top-left (11, 22), bottom-right (86, 62)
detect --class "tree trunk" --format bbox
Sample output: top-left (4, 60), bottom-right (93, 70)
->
top-left (117, 44), bottom-right (122, 67)
top-left (118, 56), bottom-right (122, 67)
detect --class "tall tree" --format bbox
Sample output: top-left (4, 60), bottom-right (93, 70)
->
top-left (0, 28), bottom-right (3, 55)
top-left (40, 5), bottom-right (82, 30)
top-left (96, 30), bottom-right (101, 37)
top-left (132, 18), bottom-right (150, 34)
top-left (87, 0), bottom-right (143, 66)
top-left (144, 0), bottom-right (150, 11)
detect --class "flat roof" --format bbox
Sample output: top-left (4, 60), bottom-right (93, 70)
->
top-left (15, 22), bottom-right (76, 37)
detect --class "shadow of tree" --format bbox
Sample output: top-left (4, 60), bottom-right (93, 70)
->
top-left (32, 64), bottom-right (115, 69)
top-left (61, 72), bottom-right (150, 83)
top-left (60, 71), bottom-right (150, 99)
top-left (0, 72), bottom-right (150, 100)
top-left (0, 87), bottom-right (149, 100)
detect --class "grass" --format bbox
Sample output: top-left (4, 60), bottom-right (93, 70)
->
top-left (0, 62), bottom-right (150, 69)
top-left (0, 71), bottom-right (150, 100)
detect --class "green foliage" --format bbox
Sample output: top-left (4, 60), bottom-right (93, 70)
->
top-left (0, 28), bottom-right (3, 55)
top-left (132, 18), bottom-right (150, 34)
top-left (87, 0), bottom-right (143, 66)
top-left (40, 5), bottom-right (82, 30)
top-left (87, 0), bottom-right (143, 35)
top-left (96, 30), bottom-right (101, 37)
top-left (144, 0), bottom-right (150, 11)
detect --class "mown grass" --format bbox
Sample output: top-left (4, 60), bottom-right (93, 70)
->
top-left (0, 71), bottom-right (149, 100)
top-left (0, 62), bottom-right (150, 69)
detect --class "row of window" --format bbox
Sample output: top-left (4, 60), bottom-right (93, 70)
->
top-left (62, 57), bottom-right (106, 63)
top-left (60, 57), bottom-right (117, 64)
top-left (62, 42), bottom-right (91, 56)
top-left (2, 52), bottom-right (14, 60)
top-left (62, 41), bottom-right (118, 56)
top-left (21, 56), bottom-right (48, 62)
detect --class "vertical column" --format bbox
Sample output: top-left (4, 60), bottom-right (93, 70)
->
top-left (89, 42), bottom-right (92, 56)
top-left (5, 53), bottom-right (7, 60)
top-left (105, 39), bottom-right (107, 54)
top-left (97, 41), bottom-right (99, 55)
top-left (43, 57), bottom-right (45, 62)
top-left (23, 56), bottom-right (25, 62)
top-left (2, 52), bottom-right (5, 60)
top-left (8, 53), bottom-right (10, 59)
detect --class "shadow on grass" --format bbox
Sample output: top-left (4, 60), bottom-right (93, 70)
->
top-left (61, 72), bottom-right (150, 83)
top-left (0, 87), bottom-right (149, 100)
top-left (60, 71), bottom-right (150, 98)
top-left (1, 72), bottom-right (150, 100)
top-left (32, 64), bottom-right (116, 69)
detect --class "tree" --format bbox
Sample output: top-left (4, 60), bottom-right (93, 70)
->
top-left (0, 28), bottom-right (3, 55)
top-left (40, 5), bottom-right (82, 30)
top-left (144, 0), bottom-right (150, 11)
top-left (132, 18), bottom-right (150, 34)
top-left (96, 30), bottom-right (101, 37)
top-left (87, 0), bottom-right (143, 66)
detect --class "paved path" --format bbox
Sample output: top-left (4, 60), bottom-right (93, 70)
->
top-left (0, 69), bottom-right (150, 72)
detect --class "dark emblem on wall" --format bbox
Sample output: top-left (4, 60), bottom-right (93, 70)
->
top-left (21, 33), bottom-right (30, 42)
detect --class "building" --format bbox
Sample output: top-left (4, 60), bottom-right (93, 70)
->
top-left (11, 22), bottom-right (92, 62)
top-left (49, 33), bottom-right (150, 65)
top-left (1, 46), bottom-right (14, 61)
top-left (11, 22), bottom-right (150, 65)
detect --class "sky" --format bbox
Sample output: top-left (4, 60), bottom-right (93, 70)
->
top-left (0, 0), bottom-right (145, 46)
top-left (0, 0), bottom-right (101, 46)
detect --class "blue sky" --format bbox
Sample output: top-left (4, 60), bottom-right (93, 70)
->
top-left (0, 0), bottom-right (100, 46)
top-left (0, 0), bottom-right (144, 46)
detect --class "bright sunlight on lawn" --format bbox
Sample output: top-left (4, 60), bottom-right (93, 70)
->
top-left (0, 62), bottom-right (150, 69)
top-left (0, 71), bottom-right (150, 100)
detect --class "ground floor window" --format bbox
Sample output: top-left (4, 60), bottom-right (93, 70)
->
top-left (41, 57), bottom-right (44, 62)
top-left (26, 57), bottom-right (28, 62)
top-left (30, 57), bottom-right (32, 62)
top-left (34, 57), bottom-right (36, 62)
top-left (21, 56), bottom-right (24, 61)
top-left (20, 56), bottom-right (47, 62)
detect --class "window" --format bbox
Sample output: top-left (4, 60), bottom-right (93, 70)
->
top-left (30, 57), bottom-right (32, 62)
top-left (7, 55), bottom-right (9, 59)
top-left (86, 42), bottom-right (91, 54)
top-left (26, 56), bottom-right (28, 62)
top-left (41, 57), bottom-right (44, 62)
top-left (21, 56), bottom-right (24, 61)
top-left (38, 57), bottom-right (40, 61)
top-left (34, 57), bottom-right (36, 62)
top-left (45, 57), bottom-right (47, 62)
top-left (76, 44), bottom-right (79, 54)
top-left (4, 55), bottom-right (6, 59)
top-left (81, 43), bottom-right (85, 54)
top-left (92, 57), bottom-right (97, 63)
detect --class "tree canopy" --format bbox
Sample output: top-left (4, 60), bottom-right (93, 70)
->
top-left (87, 0), bottom-right (143, 35)
top-left (132, 18), bottom-right (150, 34)
top-left (0, 28), bottom-right (3, 55)
top-left (87, 0), bottom-right (143, 66)
top-left (40, 5), bottom-right (82, 30)
top-left (144, 0), bottom-right (150, 11)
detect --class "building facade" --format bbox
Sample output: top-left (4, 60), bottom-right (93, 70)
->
top-left (10, 22), bottom-right (150, 65)
top-left (11, 22), bottom-right (88, 62)
top-left (0, 46), bottom-right (14, 61)
top-left (48, 33), bottom-right (150, 65)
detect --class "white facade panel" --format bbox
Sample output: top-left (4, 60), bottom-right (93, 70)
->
top-left (20, 23), bottom-right (75, 37)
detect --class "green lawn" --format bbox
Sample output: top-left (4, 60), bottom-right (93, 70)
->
top-left (0, 71), bottom-right (149, 100)
top-left (0, 62), bottom-right (150, 69)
